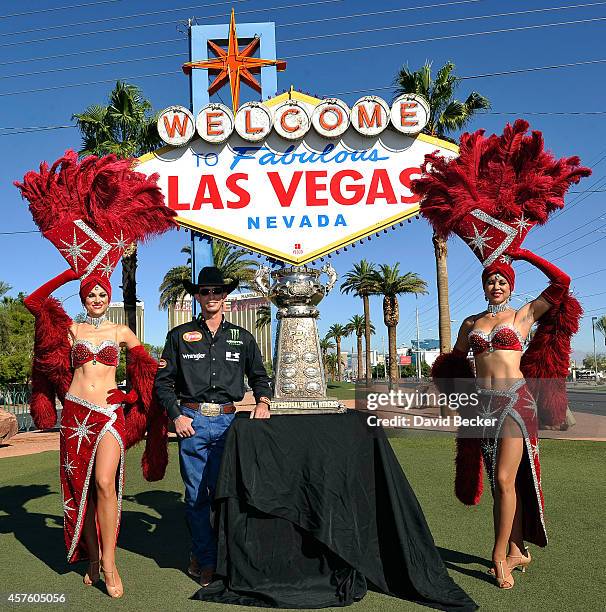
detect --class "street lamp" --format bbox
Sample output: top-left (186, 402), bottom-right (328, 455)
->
top-left (592, 316), bottom-right (599, 384)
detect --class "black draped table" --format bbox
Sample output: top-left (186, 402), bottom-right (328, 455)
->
top-left (195, 411), bottom-right (477, 611)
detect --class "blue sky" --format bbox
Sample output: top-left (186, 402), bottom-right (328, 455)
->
top-left (1, 0), bottom-right (605, 357)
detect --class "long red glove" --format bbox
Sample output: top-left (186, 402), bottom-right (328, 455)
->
top-left (24, 268), bottom-right (79, 315)
top-left (107, 388), bottom-right (138, 405)
top-left (508, 247), bottom-right (570, 305)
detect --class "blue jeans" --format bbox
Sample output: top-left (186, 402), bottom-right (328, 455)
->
top-left (178, 406), bottom-right (234, 568)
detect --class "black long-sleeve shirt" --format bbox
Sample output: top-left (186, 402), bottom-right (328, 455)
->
top-left (154, 315), bottom-right (272, 421)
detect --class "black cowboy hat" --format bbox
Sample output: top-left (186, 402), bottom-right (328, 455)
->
top-left (182, 266), bottom-right (239, 296)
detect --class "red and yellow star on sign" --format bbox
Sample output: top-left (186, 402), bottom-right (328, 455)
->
top-left (182, 9), bottom-right (287, 114)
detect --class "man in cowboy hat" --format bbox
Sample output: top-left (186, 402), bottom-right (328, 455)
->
top-left (155, 266), bottom-right (272, 586)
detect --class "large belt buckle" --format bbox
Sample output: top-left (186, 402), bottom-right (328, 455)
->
top-left (200, 402), bottom-right (221, 417)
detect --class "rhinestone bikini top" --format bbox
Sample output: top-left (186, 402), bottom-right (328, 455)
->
top-left (468, 324), bottom-right (524, 356)
top-left (71, 339), bottom-right (120, 367)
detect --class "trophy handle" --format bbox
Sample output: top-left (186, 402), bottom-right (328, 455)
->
top-left (321, 263), bottom-right (338, 294)
top-left (254, 265), bottom-right (271, 296)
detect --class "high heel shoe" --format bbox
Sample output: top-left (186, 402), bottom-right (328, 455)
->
top-left (493, 560), bottom-right (515, 590)
top-left (101, 563), bottom-right (124, 599)
top-left (508, 547), bottom-right (532, 573)
top-left (488, 547), bottom-right (532, 575)
top-left (83, 560), bottom-right (100, 586)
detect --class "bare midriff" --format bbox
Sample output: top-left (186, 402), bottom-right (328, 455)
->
top-left (474, 351), bottom-right (524, 390)
top-left (69, 362), bottom-right (118, 407)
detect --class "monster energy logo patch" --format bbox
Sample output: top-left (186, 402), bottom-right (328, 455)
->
top-left (227, 328), bottom-right (243, 345)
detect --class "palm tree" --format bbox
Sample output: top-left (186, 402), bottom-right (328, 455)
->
top-left (325, 353), bottom-right (338, 382)
top-left (255, 304), bottom-right (271, 330)
top-left (0, 282), bottom-right (11, 299)
top-left (341, 260), bottom-right (377, 384)
top-left (395, 61), bottom-right (490, 353)
top-left (159, 242), bottom-right (258, 311)
top-left (345, 315), bottom-right (375, 381)
top-left (73, 81), bottom-right (162, 335)
top-left (370, 264), bottom-right (428, 384)
top-left (327, 323), bottom-right (349, 382)
top-left (319, 337), bottom-right (335, 367)
top-left (159, 246), bottom-right (191, 310)
top-left (211, 241), bottom-right (257, 290)
top-left (158, 266), bottom-right (191, 311)
top-left (73, 81), bottom-right (160, 157)
top-left (595, 315), bottom-right (606, 346)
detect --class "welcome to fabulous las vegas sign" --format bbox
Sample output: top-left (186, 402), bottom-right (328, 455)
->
top-left (136, 14), bottom-right (457, 265)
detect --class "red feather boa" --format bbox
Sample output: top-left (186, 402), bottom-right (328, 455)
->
top-left (521, 292), bottom-right (582, 428)
top-left (29, 297), bottom-right (72, 429)
top-left (431, 351), bottom-right (483, 505)
top-left (125, 345), bottom-right (168, 481)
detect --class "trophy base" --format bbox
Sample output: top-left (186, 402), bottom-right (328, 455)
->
top-left (270, 398), bottom-right (347, 415)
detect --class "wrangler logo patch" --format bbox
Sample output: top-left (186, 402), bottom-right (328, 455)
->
top-left (226, 351), bottom-right (240, 362)
top-left (183, 331), bottom-right (203, 342)
top-left (182, 353), bottom-right (206, 360)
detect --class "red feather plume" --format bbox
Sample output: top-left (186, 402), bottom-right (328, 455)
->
top-left (15, 150), bottom-right (175, 241)
top-left (412, 119), bottom-right (591, 239)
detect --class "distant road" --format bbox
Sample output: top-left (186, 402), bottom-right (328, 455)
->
top-left (568, 389), bottom-right (606, 416)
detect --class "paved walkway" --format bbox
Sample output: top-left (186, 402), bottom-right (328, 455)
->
top-left (1, 392), bottom-right (604, 460)
top-left (0, 394), bottom-right (258, 459)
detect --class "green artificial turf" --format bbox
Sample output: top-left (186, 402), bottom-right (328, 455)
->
top-left (0, 436), bottom-right (603, 611)
top-left (326, 382), bottom-right (357, 399)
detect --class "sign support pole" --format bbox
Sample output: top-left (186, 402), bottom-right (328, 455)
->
top-left (187, 18), bottom-right (214, 318)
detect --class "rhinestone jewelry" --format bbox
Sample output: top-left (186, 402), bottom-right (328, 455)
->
top-left (487, 301), bottom-right (510, 317)
top-left (85, 314), bottom-right (107, 329)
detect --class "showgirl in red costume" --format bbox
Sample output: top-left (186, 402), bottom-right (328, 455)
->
top-left (15, 151), bottom-right (175, 597)
top-left (412, 120), bottom-right (590, 590)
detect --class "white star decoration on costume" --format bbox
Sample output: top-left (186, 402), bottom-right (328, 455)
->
top-left (513, 213), bottom-right (532, 236)
top-left (59, 231), bottom-right (91, 272)
top-left (73, 220), bottom-right (111, 280)
top-left (499, 255), bottom-right (512, 264)
top-left (464, 224), bottom-right (493, 258)
top-left (65, 412), bottom-right (95, 453)
top-left (530, 440), bottom-right (540, 460)
top-left (111, 230), bottom-right (128, 252)
top-left (98, 257), bottom-right (114, 277)
top-left (63, 496), bottom-right (76, 516)
top-left (522, 393), bottom-right (538, 419)
top-left (62, 455), bottom-right (76, 477)
top-left (478, 399), bottom-right (497, 419)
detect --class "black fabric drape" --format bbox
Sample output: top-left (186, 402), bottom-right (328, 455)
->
top-left (194, 411), bottom-right (477, 611)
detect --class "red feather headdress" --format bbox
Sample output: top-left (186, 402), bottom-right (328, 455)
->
top-left (412, 119), bottom-right (590, 284)
top-left (15, 150), bottom-right (176, 283)
top-left (412, 119), bottom-right (590, 246)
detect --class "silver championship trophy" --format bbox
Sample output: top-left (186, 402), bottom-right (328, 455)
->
top-left (254, 265), bottom-right (346, 415)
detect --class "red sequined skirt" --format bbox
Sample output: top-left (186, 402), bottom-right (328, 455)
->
top-left (477, 380), bottom-right (547, 547)
top-left (60, 394), bottom-right (125, 562)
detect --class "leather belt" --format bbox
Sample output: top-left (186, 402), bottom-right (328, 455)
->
top-left (181, 401), bottom-right (236, 416)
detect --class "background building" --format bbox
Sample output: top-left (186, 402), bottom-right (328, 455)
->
top-left (411, 338), bottom-right (440, 351)
top-left (107, 302), bottom-right (145, 343)
top-left (411, 339), bottom-right (440, 369)
top-left (168, 293), bottom-right (272, 362)
top-left (347, 349), bottom-right (381, 378)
